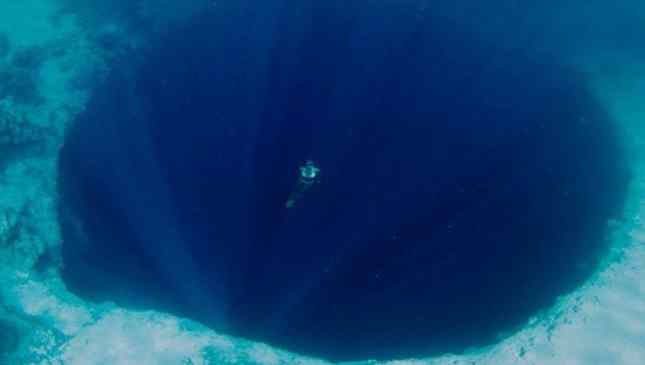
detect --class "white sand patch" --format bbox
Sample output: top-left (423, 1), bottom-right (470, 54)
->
top-left (247, 343), bottom-right (283, 365)
top-left (59, 310), bottom-right (213, 365)
top-left (3, 273), bottom-right (93, 336)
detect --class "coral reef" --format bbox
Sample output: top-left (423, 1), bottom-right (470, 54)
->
top-left (0, 65), bottom-right (42, 105)
top-left (0, 43), bottom-right (51, 105)
top-left (0, 100), bottom-right (49, 168)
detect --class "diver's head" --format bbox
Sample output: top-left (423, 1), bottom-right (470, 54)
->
top-left (300, 160), bottom-right (320, 181)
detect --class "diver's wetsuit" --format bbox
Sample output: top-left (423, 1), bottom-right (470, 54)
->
top-left (285, 161), bottom-right (319, 208)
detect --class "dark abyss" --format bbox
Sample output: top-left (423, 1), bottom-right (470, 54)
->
top-left (57, 1), bottom-right (629, 362)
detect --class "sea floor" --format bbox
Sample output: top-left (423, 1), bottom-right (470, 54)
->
top-left (0, 1), bottom-right (644, 364)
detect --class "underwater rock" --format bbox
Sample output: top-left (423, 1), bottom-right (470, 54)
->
top-left (0, 33), bottom-right (10, 60)
top-left (0, 65), bottom-right (43, 105)
top-left (0, 320), bottom-right (19, 356)
top-left (0, 101), bottom-right (48, 167)
top-left (11, 45), bottom-right (47, 70)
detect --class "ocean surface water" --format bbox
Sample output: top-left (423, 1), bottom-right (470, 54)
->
top-left (1, 1), bottom-right (644, 364)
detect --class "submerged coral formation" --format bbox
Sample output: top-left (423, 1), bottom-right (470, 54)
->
top-left (0, 101), bottom-right (48, 164)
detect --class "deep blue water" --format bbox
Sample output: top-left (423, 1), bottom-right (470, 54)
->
top-left (58, 1), bottom-right (628, 361)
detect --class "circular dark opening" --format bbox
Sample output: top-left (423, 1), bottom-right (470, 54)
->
top-left (58, 3), bottom-right (629, 362)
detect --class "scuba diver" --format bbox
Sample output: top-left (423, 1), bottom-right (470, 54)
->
top-left (285, 160), bottom-right (320, 208)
